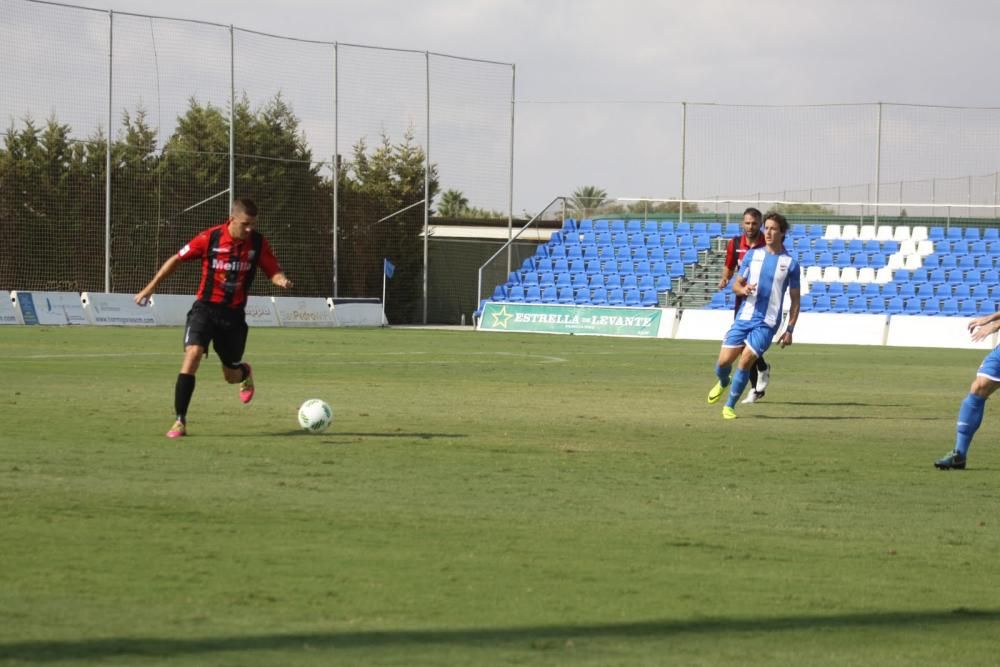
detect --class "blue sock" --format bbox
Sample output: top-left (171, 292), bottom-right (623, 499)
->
top-left (955, 393), bottom-right (986, 456)
top-left (715, 364), bottom-right (731, 388)
top-left (726, 368), bottom-right (751, 408)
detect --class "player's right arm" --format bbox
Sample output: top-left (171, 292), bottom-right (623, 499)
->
top-left (134, 234), bottom-right (207, 305)
top-left (135, 255), bottom-right (183, 305)
top-left (717, 238), bottom-right (737, 289)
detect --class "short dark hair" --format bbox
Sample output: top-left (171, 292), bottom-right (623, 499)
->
top-left (232, 197), bottom-right (258, 217)
top-left (763, 211), bottom-right (789, 233)
top-left (743, 207), bottom-right (762, 223)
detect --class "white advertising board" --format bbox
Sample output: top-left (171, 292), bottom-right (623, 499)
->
top-left (1, 292), bottom-right (21, 325)
top-left (245, 296), bottom-right (280, 327)
top-left (149, 295), bottom-right (193, 326)
top-left (273, 296), bottom-right (335, 327)
top-left (12, 291), bottom-right (87, 325)
top-left (330, 300), bottom-right (386, 327)
top-left (674, 309), bottom-right (736, 341)
top-left (886, 315), bottom-right (995, 350)
top-left (81, 292), bottom-right (157, 326)
top-left (794, 313), bottom-right (888, 346)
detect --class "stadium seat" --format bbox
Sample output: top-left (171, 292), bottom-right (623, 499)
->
top-left (959, 298), bottom-right (979, 317)
top-left (823, 224), bottom-right (842, 240)
top-left (621, 274), bottom-right (639, 290)
top-left (876, 226), bottom-right (894, 242)
top-left (524, 286), bottom-right (542, 303)
top-left (868, 297), bottom-right (887, 313)
top-left (946, 227), bottom-right (963, 240)
top-left (806, 224), bottom-right (824, 238)
top-left (940, 298), bottom-right (960, 316)
top-left (934, 283), bottom-right (954, 299)
top-left (623, 288), bottom-right (642, 307)
top-left (681, 247), bottom-right (699, 264)
top-left (862, 283), bottom-right (881, 298)
top-left (637, 274), bottom-right (655, 291)
top-left (507, 286), bottom-right (526, 303)
top-left (874, 267), bottom-right (893, 284)
top-left (654, 275), bottom-right (672, 292)
top-left (707, 222), bottom-right (723, 236)
top-left (606, 288), bottom-right (625, 306)
top-left (660, 221), bottom-right (675, 235)
top-left (886, 296), bottom-right (905, 315)
top-left (724, 222), bottom-right (741, 236)
top-left (571, 273), bottom-right (589, 289)
top-left (911, 226), bottom-right (929, 242)
top-left (574, 287), bottom-right (591, 305)
top-left (640, 289), bottom-right (659, 307)
top-left (821, 266), bottom-right (840, 282)
top-left (594, 219), bottom-right (610, 233)
top-left (903, 297), bottom-right (923, 314)
top-left (923, 298), bottom-right (941, 316)
top-left (491, 285), bottom-right (507, 301)
top-left (812, 295), bottom-right (832, 312)
top-left (827, 282), bottom-right (845, 297)
top-left (805, 266), bottom-right (824, 283)
top-left (841, 225), bottom-right (860, 241)
top-left (899, 283), bottom-right (917, 298)
top-left (868, 254), bottom-right (887, 270)
top-left (675, 222), bottom-right (691, 235)
top-left (893, 226), bottom-right (911, 242)
top-left (984, 228), bottom-right (1000, 241)
top-left (578, 219), bottom-right (594, 232)
top-left (972, 283), bottom-right (991, 300)
top-left (886, 253), bottom-right (905, 271)
top-left (834, 252), bottom-right (853, 268)
top-left (903, 254), bottom-right (923, 271)
top-left (840, 266), bottom-right (859, 283)
top-left (849, 297), bottom-right (869, 314)
top-left (590, 286), bottom-right (608, 305)
top-left (831, 296), bottom-right (851, 313)
top-left (540, 286), bottom-right (558, 303)
top-left (928, 227), bottom-right (945, 241)
top-left (858, 225), bottom-right (877, 242)
top-left (557, 287), bottom-right (575, 304)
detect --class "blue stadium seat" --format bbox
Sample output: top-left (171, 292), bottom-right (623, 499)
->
top-left (916, 283), bottom-right (935, 300)
top-left (626, 219), bottom-right (643, 235)
top-left (868, 297), bottom-right (887, 313)
top-left (812, 295), bottom-right (832, 312)
top-left (799, 294), bottom-right (815, 311)
top-left (831, 239), bottom-right (847, 253)
top-left (606, 288), bottom-right (625, 306)
top-left (557, 287), bottom-right (575, 304)
top-left (834, 252), bottom-right (852, 268)
top-left (659, 234), bottom-right (678, 249)
top-left (574, 287), bottom-right (591, 305)
top-left (610, 219), bottom-right (626, 233)
top-left (848, 297), bottom-right (868, 314)
top-left (524, 286), bottom-right (542, 303)
top-left (521, 271), bottom-right (539, 287)
top-left (692, 222), bottom-right (708, 235)
top-left (634, 260), bottom-right (651, 275)
top-left (798, 250), bottom-right (817, 266)
top-left (568, 258), bottom-right (586, 274)
top-left (660, 221), bottom-right (675, 235)
top-left (808, 224), bottom-right (824, 238)
top-left (571, 272), bottom-right (589, 289)
top-left (984, 269), bottom-right (1000, 285)
top-left (972, 283), bottom-right (991, 300)
top-left (668, 261), bottom-right (686, 278)
top-left (491, 285), bottom-right (507, 301)
top-left (817, 251), bottom-right (834, 266)
top-left (892, 269), bottom-right (911, 282)
top-left (548, 246), bottom-right (567, 261)
top-left (707, 222), bottom-right (723, 236)
top-left (580, 231), bottom-right (597, 246)
top-left (809, 282), bottom-right (828, 296)
top-left (566, 245), bottom-right (583, 261)
top-left (899, 283), bottom-right (917, 298)
top-left (555, 272), bottom-right (571, 288)
top-left (966, 227), bottom-right (982, 241)
top-left (637, 274), bottom-right (655, 291)
top-left (540, 286), bottom-right (557, 303)
top-left (959, 298), bottom-right (979, 317)
top-left (654, 275), bottom-right (672, 292)
top-left (852, 252), bottom-right (869, 268)
top-left (923, 298), bottom-right (941, 316)
top-left (933, 284), bottom-right (953, 299)
top-left (553, 258), bottom-right (569, 273)
top-left (903, 297), bottom-right (923, 314)
top-left (940, 298), bottom-right (960, 316)
top-left (707, 291), bottom-right (728, 309)
top-left (650, 260), bottom-right (668, 277)
top-left (869, 254), bottom-right (887, 269)
top-left (724, 222), bottom-right (740, 236)
top-left (693, 234), bottom-right (712, 251)
top-left (813, 239), bottom-right (830, 254)
top-left (585, 259), bottom-right (602, 276)
top-left (922, 254), bottom-right (940, 270)
top-left (681, 247), bottom-right (699, 264)
top-left (675, 222), bottom-right (691, 235)
top-left (831, 295), bottom-right (850, 313)
top-left (827, 283), bottom-right (845, 297)
top-left (927, 268), bottom-right (946, 285)
top-left (863, 240), bottom-right (881, 254)
top-left (594, 219), bottom-right (610, 233)
top-left (623, 288), bottom-right (642, 307)
top-left (642, 220), bottom-right (660, 234)
top-left (886, 296), bottom-right (905, 315)
top-left (640, 289), bottom-right (659, 307)
top-left (507, 286), bottom-right (526, 303)
top-left (549, 231), bottom-right (565, 246)
top-left (621, 274), bottom-right (639, 291)
top-left (947, 269), bottom-right (965, 285)
top-left (881, 283), bottom-right (898, 297)
top-left (612, 231), bottom-right (629, 247)
top-left (929, 227), bottom-right (945, 241)
top-left (538, 271), bottom-right (555, 288)
top-left (985, 228), bottom-right (1000, 241)
top-left (578, 219), bottom-right (594, 232)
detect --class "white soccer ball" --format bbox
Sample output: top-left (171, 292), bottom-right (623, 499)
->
top-left (298, 399), bottom-right (333, 433)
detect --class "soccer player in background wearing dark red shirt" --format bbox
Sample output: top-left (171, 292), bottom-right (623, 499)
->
top-left (135, 198), bottom-right (293, 438)
top-left (716, 207), bottom-right (771, 403)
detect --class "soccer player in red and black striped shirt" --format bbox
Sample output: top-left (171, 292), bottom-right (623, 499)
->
top-left (716, 207), bottom-right (771, 403)
top-left (135, 198), bottom-right (292, 438)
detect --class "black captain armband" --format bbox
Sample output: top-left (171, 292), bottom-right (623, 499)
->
top-left (785, 325), bottom-right (795, 334)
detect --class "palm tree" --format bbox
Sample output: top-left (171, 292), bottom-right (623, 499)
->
top-left (437, 188), bottom-right (469, 218)
top-left (570, 185), bottom-right (610, 217)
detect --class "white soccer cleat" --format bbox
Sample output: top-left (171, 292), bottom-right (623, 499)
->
top-left (741, 390), bottom-right (762, 404)
top-left (756, 365), bottom-right (770, 393)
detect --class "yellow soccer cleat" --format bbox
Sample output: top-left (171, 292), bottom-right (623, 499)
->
top-left (707, 381), bottom-right (725, 404)
top-left (722, 406), bottom-right (737, 420)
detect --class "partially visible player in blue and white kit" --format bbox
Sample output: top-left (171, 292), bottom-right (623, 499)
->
top-left (707, 211), bottom-right (800, 419)
top-left (934, 311), bottom-right (1000, 469)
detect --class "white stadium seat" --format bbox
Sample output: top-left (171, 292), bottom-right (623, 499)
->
top-left (821, 266), bottom-right (840, 282)
top-left (911, 226), bottom-right (929, 242)
top-left (857, 267), bottom-right (876, 284)
top-left (805, 265), bottom-right (824, 283)
top-left (839, 266), bottom-right (859, 283)
top-left (823, 224), bottom-right (842, 240)
top-left (893, 226), bottom-right (911, 242)
top-left (887, 253), bottom-right (905, 270)
top-left (898, 240), bottom-right (917, 257)
top-left (916, 239), bottom-right (935, 256)
top-left (903, 254), bottom-right (923, 270)
top-left (840, 224), bottom-right (860, 241)
top-left (874, 266), bottom-right (893, 284)
top-left (876, 226), bottom-right (894, 242)
top-left (859, 225), bottom-right (877, 241)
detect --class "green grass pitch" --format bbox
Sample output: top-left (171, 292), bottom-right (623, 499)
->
top-left (1, 326), bottom-right (999, 666)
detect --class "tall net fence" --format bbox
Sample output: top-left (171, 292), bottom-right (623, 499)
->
top-left (1, 0), bottom-right (514, 323)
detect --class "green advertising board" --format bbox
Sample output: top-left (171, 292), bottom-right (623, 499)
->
top-left (478, 302), bottom-right (663, 337)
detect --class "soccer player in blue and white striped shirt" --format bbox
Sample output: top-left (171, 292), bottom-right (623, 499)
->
top-left (707, 212), bottom-right (801, 419)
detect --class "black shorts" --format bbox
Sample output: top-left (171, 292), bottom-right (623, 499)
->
top-left (183, 301), bottom-right (248, 367)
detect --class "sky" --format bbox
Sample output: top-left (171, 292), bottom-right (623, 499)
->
top-left (8, 0), bottom-right (1000, 214)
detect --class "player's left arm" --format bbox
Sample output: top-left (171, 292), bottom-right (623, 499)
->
top-left (779, 261), bottom-right (801, 348)
top-left (259, 238), bottom-right (293, 289)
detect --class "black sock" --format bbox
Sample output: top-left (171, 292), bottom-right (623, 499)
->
top-left (239, 363), bottom-right (250, 381)
top-left (748, 367), bottom-right (759, 390)
top-left (756, 356), bottom-right (768, 373)
top-left (175, 373), bottom-right (196, 422)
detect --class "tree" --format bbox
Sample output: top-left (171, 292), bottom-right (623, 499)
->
top-left (771, 202), bottom-right (834, 215)
top-left (438, 189), bottom-right (469, 217)
top-left (570, 185), bottom-right (610, 216)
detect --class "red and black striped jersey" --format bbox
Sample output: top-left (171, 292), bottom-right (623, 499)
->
top-left (176, 221), bottom-right (283, 309)
top-left (723, 233), bottom-right (766, 272)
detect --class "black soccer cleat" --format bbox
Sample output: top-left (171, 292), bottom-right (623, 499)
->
top-left (934, 451), bottom-right (967, 470)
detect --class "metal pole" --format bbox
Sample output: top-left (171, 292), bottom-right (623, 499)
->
top-left (229, 25), bottom-right (235, 202)
top-left (994, 171), bottom-right (998, 219)
top-left (332, 43), bottom-right (339, 297)
top-left (679, 102), bottom-right (686, 223)
top-left (507, 64), bottom-right (516, 278)
top-left (874, 102), bottom-right (882, 229)
top-left (423, 51), bottom-right (430, 324)
top-left (105, 10), bottom-right (113, 293)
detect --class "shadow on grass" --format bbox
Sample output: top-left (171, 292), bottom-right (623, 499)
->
top-left (3, 609), bottom-right (997, 662)
top-left (220, 431), bottom-right (468, 440)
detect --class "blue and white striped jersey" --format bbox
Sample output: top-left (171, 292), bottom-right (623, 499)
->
top-left (736, 248), bottom-right (800, 327)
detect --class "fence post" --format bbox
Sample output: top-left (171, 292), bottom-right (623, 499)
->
top-left (105, 10), bottom-right (113, 293)
top-left (332, 42), bottom-right (339, 297)
top-left (229, 25), bottom-right (234, 204)
top-left (507, 63), bottom-right (516, 278)
top-left (874, 102), bottom-right (882, 230)
top-left (679, 101), bottom-right (686, 223)
top-left (423, 51), bottom-right (430, 324)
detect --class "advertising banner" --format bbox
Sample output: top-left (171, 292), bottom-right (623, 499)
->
top-left (478, 302), bottom-right (662, 337)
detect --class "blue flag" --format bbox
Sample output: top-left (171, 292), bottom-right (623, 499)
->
top-left (384, 258), bottom-right (395, 279)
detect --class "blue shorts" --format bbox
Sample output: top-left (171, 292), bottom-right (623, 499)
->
top-left (722, 319), bottom-right (778, 358)
top-left (977, 346), bottom-right (1000, 381)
